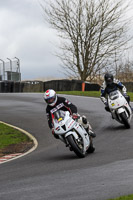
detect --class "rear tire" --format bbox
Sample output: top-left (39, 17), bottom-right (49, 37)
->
top-left (67, 135), bottom-right (85, 158)
top-left (87, 142), bottom-right (95, 153)
top-left (120, 112), bottom-right (130, 129)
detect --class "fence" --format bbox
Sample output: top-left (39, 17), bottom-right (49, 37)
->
top-left (0, 80), bottom-right (101, 93)
top-left (0, 80), bottom-right (132, 93)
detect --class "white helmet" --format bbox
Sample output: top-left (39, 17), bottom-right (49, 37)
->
top-left (44, 89), bottom-right (57, 106)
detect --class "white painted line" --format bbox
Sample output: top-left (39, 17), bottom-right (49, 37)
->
top-left (0, 121), bottom-right (38, 164)
top-left (61, 94), bottom-right (133, 102)
top-left (59, 94), bottom-right (100, 100)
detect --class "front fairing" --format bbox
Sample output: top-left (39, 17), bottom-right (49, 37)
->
top-left (109, 97), bottom-right (126, 110)
top-left (54, 113), bottom-right (90, 152)
top-left (53, 111), bottom-right (76, 135)
top-left (108, 91), bottom-right (127, 110)
top-left (108, 90), bottom-right (132, 122)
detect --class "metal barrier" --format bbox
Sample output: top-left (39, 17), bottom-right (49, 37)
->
top-left (0, 80), bottom-right (132, 93)
top-left (0, 81), bottom-right (14, 93)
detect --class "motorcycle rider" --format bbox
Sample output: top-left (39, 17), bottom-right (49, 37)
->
top-left (44, 89), bottom-right (96, 139)
top-left (100, 73), bottom-right (132, 112)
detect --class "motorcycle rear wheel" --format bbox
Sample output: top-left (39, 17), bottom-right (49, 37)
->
top-left (87, 142), bottom-right (95, 153)
top-left (67, 135), bottom-right (85, 158)
top-left (120, 112), bottom-right (130, 129)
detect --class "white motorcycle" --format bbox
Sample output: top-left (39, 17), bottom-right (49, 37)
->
top-left (108, 90), bottom-right (132, 128)
top-left (52, 110), bottom-right (95, 158)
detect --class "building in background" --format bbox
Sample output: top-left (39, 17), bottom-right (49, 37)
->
top-left (0, 57), bottom-right (21, 81)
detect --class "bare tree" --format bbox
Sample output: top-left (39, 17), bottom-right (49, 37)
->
top-left (41, 0), bottom-right (133, 81)
top-left (116, 58), bottom-right (133, 82)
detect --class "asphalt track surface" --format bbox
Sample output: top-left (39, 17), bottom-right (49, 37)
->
top-left (0, 93), bottom-right (133, 200)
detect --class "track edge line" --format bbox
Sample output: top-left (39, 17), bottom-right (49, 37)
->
top-left (0, 121), bottom-right (38, 164)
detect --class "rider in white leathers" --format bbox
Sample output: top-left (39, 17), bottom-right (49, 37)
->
top-left (100, 73), bottom-right (132, 112)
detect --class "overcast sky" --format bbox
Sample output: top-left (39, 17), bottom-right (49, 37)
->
top-left (0, 0), bottom-right (64, 80)
top-left (0, 0), bottom-right (133, 81)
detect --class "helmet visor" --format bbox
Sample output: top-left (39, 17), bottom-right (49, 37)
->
top-left (106, 78), bottom-right (113, 85)
top-left (45, 96), bottom-right (55, 104)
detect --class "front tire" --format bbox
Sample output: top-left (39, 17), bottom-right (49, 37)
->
top-left (67, 135), bottom-right (85, 158)
top-left (120, 112), bottom-right (130, 129)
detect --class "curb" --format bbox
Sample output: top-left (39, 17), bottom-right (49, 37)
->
top-left (0, 121), bottom-right (38, 164)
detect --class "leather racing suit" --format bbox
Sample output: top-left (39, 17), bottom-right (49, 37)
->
top-left (46, 96), bottom-right (96, 138)
top-left (46, 96), bottom-right (77, 129)
top-left (100, 79), bottom-right (130, 111)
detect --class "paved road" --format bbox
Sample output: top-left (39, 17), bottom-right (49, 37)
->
top-left (0, 93), bottom-right (133, 200)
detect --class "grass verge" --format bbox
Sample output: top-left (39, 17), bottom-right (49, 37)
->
top-left (0, 122), bottom-right (33, 157)
top-left (0, 122), bottom-right (31, 149)
top-left (107, 194), bottom-right (133, 200)
top-left (57, 91), bottom-right (133, 102)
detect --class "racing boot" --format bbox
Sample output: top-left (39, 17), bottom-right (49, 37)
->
top-left (82, 116), bottom-right (96, 138)
top-left (66, 144), bottom-right (73, 151)
top-left (88, 129), bottom-right (96, 138)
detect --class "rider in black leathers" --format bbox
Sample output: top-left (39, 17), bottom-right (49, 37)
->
top-left (44, 89), bottom-right (96, 138)
top-left (46, 96), bottom-right (77, 129)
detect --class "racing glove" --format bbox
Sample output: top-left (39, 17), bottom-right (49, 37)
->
top-left (123, 92), bottom-right (127, 96)
top-left (72, 113), bottom-right (80, 120)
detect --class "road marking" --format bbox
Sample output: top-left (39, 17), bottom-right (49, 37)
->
top-left (0, 153), bottom-right (23, 163)
top-left (0, 121), bottom-right (38, 164)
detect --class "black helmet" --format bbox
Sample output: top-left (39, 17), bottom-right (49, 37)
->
top-left (104, 73), bottom-right (113, 85)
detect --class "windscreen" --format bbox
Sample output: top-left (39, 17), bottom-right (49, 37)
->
top-left (53, 110), bottom-right (65, 122)
top-left (109, 90), bottom-right (119, 100)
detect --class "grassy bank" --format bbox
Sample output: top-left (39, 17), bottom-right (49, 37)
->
top-left (57, 91), bottom-right (133, 102)
top-left (57, 91), bottom-right (100, 98)
top-left (0, 122), bottom-right (32, 149)
top-left (107, 194), bottom-right (133, 200)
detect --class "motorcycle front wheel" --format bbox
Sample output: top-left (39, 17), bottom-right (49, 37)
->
top-left (120, 112), bottom-right (130, 129)
top-left (67, 135), bottom-right (85, 158)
